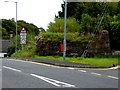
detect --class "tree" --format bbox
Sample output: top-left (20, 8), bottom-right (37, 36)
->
top-left (47, 17), bottom-right (80, 33)
top-left (2, 19), bottom-right (16, 37)
top-left (18, 20), bottom-right (39, 35)
top-left (57, 2), bottom-right (119, 20)
top-left (100, 14), bottom-right (113, 30)
top-left (58, 2), bottom-right (85, 20)
top-left (39, 27), bottom-right (46, 32)
top-left (109, 22), bottom-right (120, 50)
top-left (2, 28), bottom-right (9, 39)
top-left (79, 14), bottom-right (93, 33)
top-left (2, 19), bottom-right (40, 40)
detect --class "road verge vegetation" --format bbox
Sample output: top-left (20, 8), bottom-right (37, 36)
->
top-left (10, 33), bottom-right (119, 67)
top-left (12, 52), bottom-right (119, 66)
top-left (32, 55), bottom-right (119, 66)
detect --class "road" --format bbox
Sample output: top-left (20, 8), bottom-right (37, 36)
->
top-left (2, 59), bottom-right (119, 88)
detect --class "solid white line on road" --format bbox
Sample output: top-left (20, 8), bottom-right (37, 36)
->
top-left (78, 70), bottom-right (87, 72)
top-left (30, 73), bottom-right (76, 88)
top-left (68, 68), bottom-right (74, 70)
top-left (0, 69), bottom-right (1, 72)
top-left (3, 66), bottom-right (22, 72)
top-left (107, 76), bottom-right (119, 80)
top-left (91, 72), bottom-right (101, 76)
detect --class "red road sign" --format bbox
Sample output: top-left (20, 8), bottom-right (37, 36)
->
top-left (20, 27), bottom-right (26, 33)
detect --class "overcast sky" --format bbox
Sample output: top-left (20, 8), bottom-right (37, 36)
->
top-left (0, 0), bottom-right (63, 29)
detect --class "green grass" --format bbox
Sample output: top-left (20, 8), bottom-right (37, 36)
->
top-left (12, 52), bottom-right (119, 66)
top-left (33, 55), bottom-right (119, 66)
top-left (12, 50), bottom-right (35, 57)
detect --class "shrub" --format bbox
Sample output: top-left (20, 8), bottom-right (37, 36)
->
top-left (9, 34), bottom-right (36, 57)
top-left (7, 45), bottom-right (15, 57)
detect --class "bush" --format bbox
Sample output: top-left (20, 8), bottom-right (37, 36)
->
top-left (47, 17), bottom-right (80, 33)
top-left (110, 22), bottom-right (120, 50)
top-left (9, 34), bottom-right (36, 57)
top-left (7, 45), bottom-right (15, 57)
top-left (12, 50), bottom-right (35, 57)
top-left (39, 32), bottom-right (92, 42)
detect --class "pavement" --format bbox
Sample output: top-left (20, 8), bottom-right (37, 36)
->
top-left (7, 57), bottom-right (119, 69)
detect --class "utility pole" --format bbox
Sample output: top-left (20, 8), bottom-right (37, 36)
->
top-left (15, 2), bottom-right (18, 52)
top-left (4, 1), bottom-right (18, 52)
top-left (63, 0), bottom-right (67, 61)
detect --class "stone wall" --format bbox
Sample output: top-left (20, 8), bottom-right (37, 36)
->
top-left (36, 30), bottom-right (111, 57)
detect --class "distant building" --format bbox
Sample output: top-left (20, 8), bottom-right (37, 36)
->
top-left (0, 40), bottom-right (11, 53)
top-left (0, 40), bottom-right (11, 57)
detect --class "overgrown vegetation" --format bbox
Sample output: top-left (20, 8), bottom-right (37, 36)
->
top-left (33, 55), bottom-right (119, 66)
top-left (47, 17), bottom-right (80, 33)
top-left (2, 19), bottom-right (39, 39)
top-left (39, 32), bottom-right (93, 42)
top-left (8, 34), bottom-right (36, 57)
top-left (57, 2), bottom-right (120, 50)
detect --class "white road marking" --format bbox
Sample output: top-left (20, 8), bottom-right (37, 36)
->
top-left (30, 73), bottom-right (76, 88)
top-left (91, 72), bottom-right (101, 76)
top-left (78, 70), bottom-right (87, 72)
top-left (68, 68), bottom-right (74, 70)
top-left (107, 76), bottom-right (119, 80)
top-left (4, 59), bottom-right (119, 81)
top-left (3, 66), bottom-right (22, 72)
top-left (0, 69), bottom-right (1, 71)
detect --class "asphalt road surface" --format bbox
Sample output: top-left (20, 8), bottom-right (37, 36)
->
top-left (2, 59), bottom-right (119, 88)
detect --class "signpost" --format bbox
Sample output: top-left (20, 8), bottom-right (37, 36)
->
top-left (20, 28), bottom-right (27, 50)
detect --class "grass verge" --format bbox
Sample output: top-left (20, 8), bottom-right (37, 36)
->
top-left (33, 55), bottom-right (119, 66)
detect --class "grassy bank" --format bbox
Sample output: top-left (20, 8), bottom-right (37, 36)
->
top-left (10, 33), bottom-right (119, 67)
top-left (33, 55), bottom-right (119, 66)
top-left (12, 51), bottom-right (119, 66)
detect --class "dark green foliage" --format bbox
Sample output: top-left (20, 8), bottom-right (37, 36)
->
top-left (38, 32), bottom-right (92, 42)
top-left (0, 26), bottom-right (9, 39)
top-left (39, 27), bottom-right (46, 32)
top-left (7, 45), bottom-right (15, 56)
top-left (18, 20), bottom-right (39, 35)
top-left (80, 14), bottom-right (93, 33)
top-left (57, 2), bottom-right (120, 50)
top-left (2, 28), bottom-right (9, 39)
top-left (47, 18), bottom-right (80, 33)
top-left (58, 2), bottom-right (120, 19)
top-left (2, 19), bottom-right (16, 38)
top-left (2, 19), bottom-right (39, 39)
top-left (109, 22), bottom-right (120, 50)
